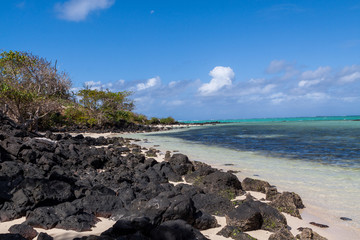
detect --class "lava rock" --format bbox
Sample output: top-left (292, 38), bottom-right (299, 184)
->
top-left (268, 227), bottom-right (295, 240)
top-left (193, 211), bottom-right (218, 230)
top-left (225, 202), bottom-right (263, 231)
top-left (296, 227), bottom-right (327, 240)
top-left (101, 216), bottom-right (153, 238)
top-left (192, 192), bottom-right (234, 216)
top-left (309, 222), bottom-right (329, 228)
top-left (149, 219), bottom-right (208, 240)
top-left (25, 206), bottom-right (59, 229)
top-left (193, 171), bottom-right (243, 200)
top-left (153, 162), bottom-right (182, 182)
top-left (8, 224), bottom-right (38, 240)
top-left (270, 192), bottom-right (304, 219)
top-left (265, 186), bottom-right (280, 201)
top-left (0, 233), bottom-right (27, 240)
top-left (217, 225), bottom-right (257, 240)
top-left (37, 232), bottom-right (54, 240)
top-left (247, 200), bottom-right (287, 232)
top-left (168, 154), bottom-right (194, 176)
top-left (241, 177), bottom-right (271, 193)
top-left (138, 193), bottom-right (197, 226)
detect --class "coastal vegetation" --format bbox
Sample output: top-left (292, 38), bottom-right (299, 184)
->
top-left (0, 50), bottom-right (176, 130)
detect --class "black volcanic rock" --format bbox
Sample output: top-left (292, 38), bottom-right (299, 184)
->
top-left (8, 224), bottom-right (38, 240)
top-left (270, 192), bottom-right (304, 219)
top-left (150, 220), bottom-right (208, 240)
top-left (193, 170), bottom-right (243, 200)
top-left (192, 192), bottom-right (234, 216)
top-left (241, 177), bottom-right (271, 193)
top-left (0, 233), bottom-right (27, 240)
top-left (217, 225), bottom-right (257, 240)
top-left (226, 202), bottom-right (263, 232)
top-left (168, 154), bottom-right (194, 176)
top-left (37, 232), bottom-right (54, 240)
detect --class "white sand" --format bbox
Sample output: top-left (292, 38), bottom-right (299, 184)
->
top-left (0, 217), bottom-right (116, 240)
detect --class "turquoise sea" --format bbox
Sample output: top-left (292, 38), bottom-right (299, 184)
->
top-left (122, 116), bottom-right (360, 237)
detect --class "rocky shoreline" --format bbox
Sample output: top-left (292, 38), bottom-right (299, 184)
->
top-left (42, 120), bottom-right (222, 134)
top-left (0, 113), bottom-right (327, 240)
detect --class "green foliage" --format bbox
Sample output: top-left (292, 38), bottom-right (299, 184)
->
top-left (0, 50), bottom-right (178, 129)
top-left (149, 117), bottom-right (160, 124)
top-left (132, 113), bottom-right (148, 124)
top-left (262, 217), bottom-right (278, 231)
top-left (159, 116), bottom-right (176, 124)
top-left (74, 88), bottom-right (134, 125)
top-left (0, 50), bottom-right (71, 128)
top-left (220, 188), bottom-right (236, 200)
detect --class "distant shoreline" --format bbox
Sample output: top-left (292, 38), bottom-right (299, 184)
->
top-left (179, 115), bottom-right (360, 124)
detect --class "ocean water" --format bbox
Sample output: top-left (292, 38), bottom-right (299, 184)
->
top-left (121, 118), bottom-right (360, 236)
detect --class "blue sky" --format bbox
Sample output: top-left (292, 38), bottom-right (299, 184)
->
top-left (1, 0), bottom-right (360, 120)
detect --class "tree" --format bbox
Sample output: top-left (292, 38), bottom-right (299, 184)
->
top-left (75, 88), bottom-right (134, 125)
top-left (0, 50), bottom-right (71, 128)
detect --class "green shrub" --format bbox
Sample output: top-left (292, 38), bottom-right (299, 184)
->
top-left (159, 117), bottom-right (176, 124)
top-left (149, 117), bottom-right (160, 124)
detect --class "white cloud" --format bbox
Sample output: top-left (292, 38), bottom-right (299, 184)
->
top-left (304, 92), bottom-right (329, 100)
top-left (168, 81), bottom-right (177, 88)
top-left (341, 97), bottom-right (358, 102)
top-left (339, 72), bottom-right (360, 83)
top-left (150, 10), bottom-right (155, 14)
top-left (55, 0), bottom-right (115, 22)
top-left (266, 60), bottom-right (287, 74)
top-left (85, 81), bottom-right (101, 86)
top-left (83, 81), bottom-right (113, 90)
top-left (262, 84), bottom-right (276, 93)
top-left (117, 79), bottom-right (125, 85)
top-left (249, 78), bottom-right (265, 84)
top-left (136, 76), bottom-right (161, 91)
top-left (162, 100), bottom-right (185, 106)
top-left (298, 79), bottom-right (322, 88)
top-left (301, 66), bottom-right (331, 79)
top-left (199, 66), bottom-right (234, 96)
